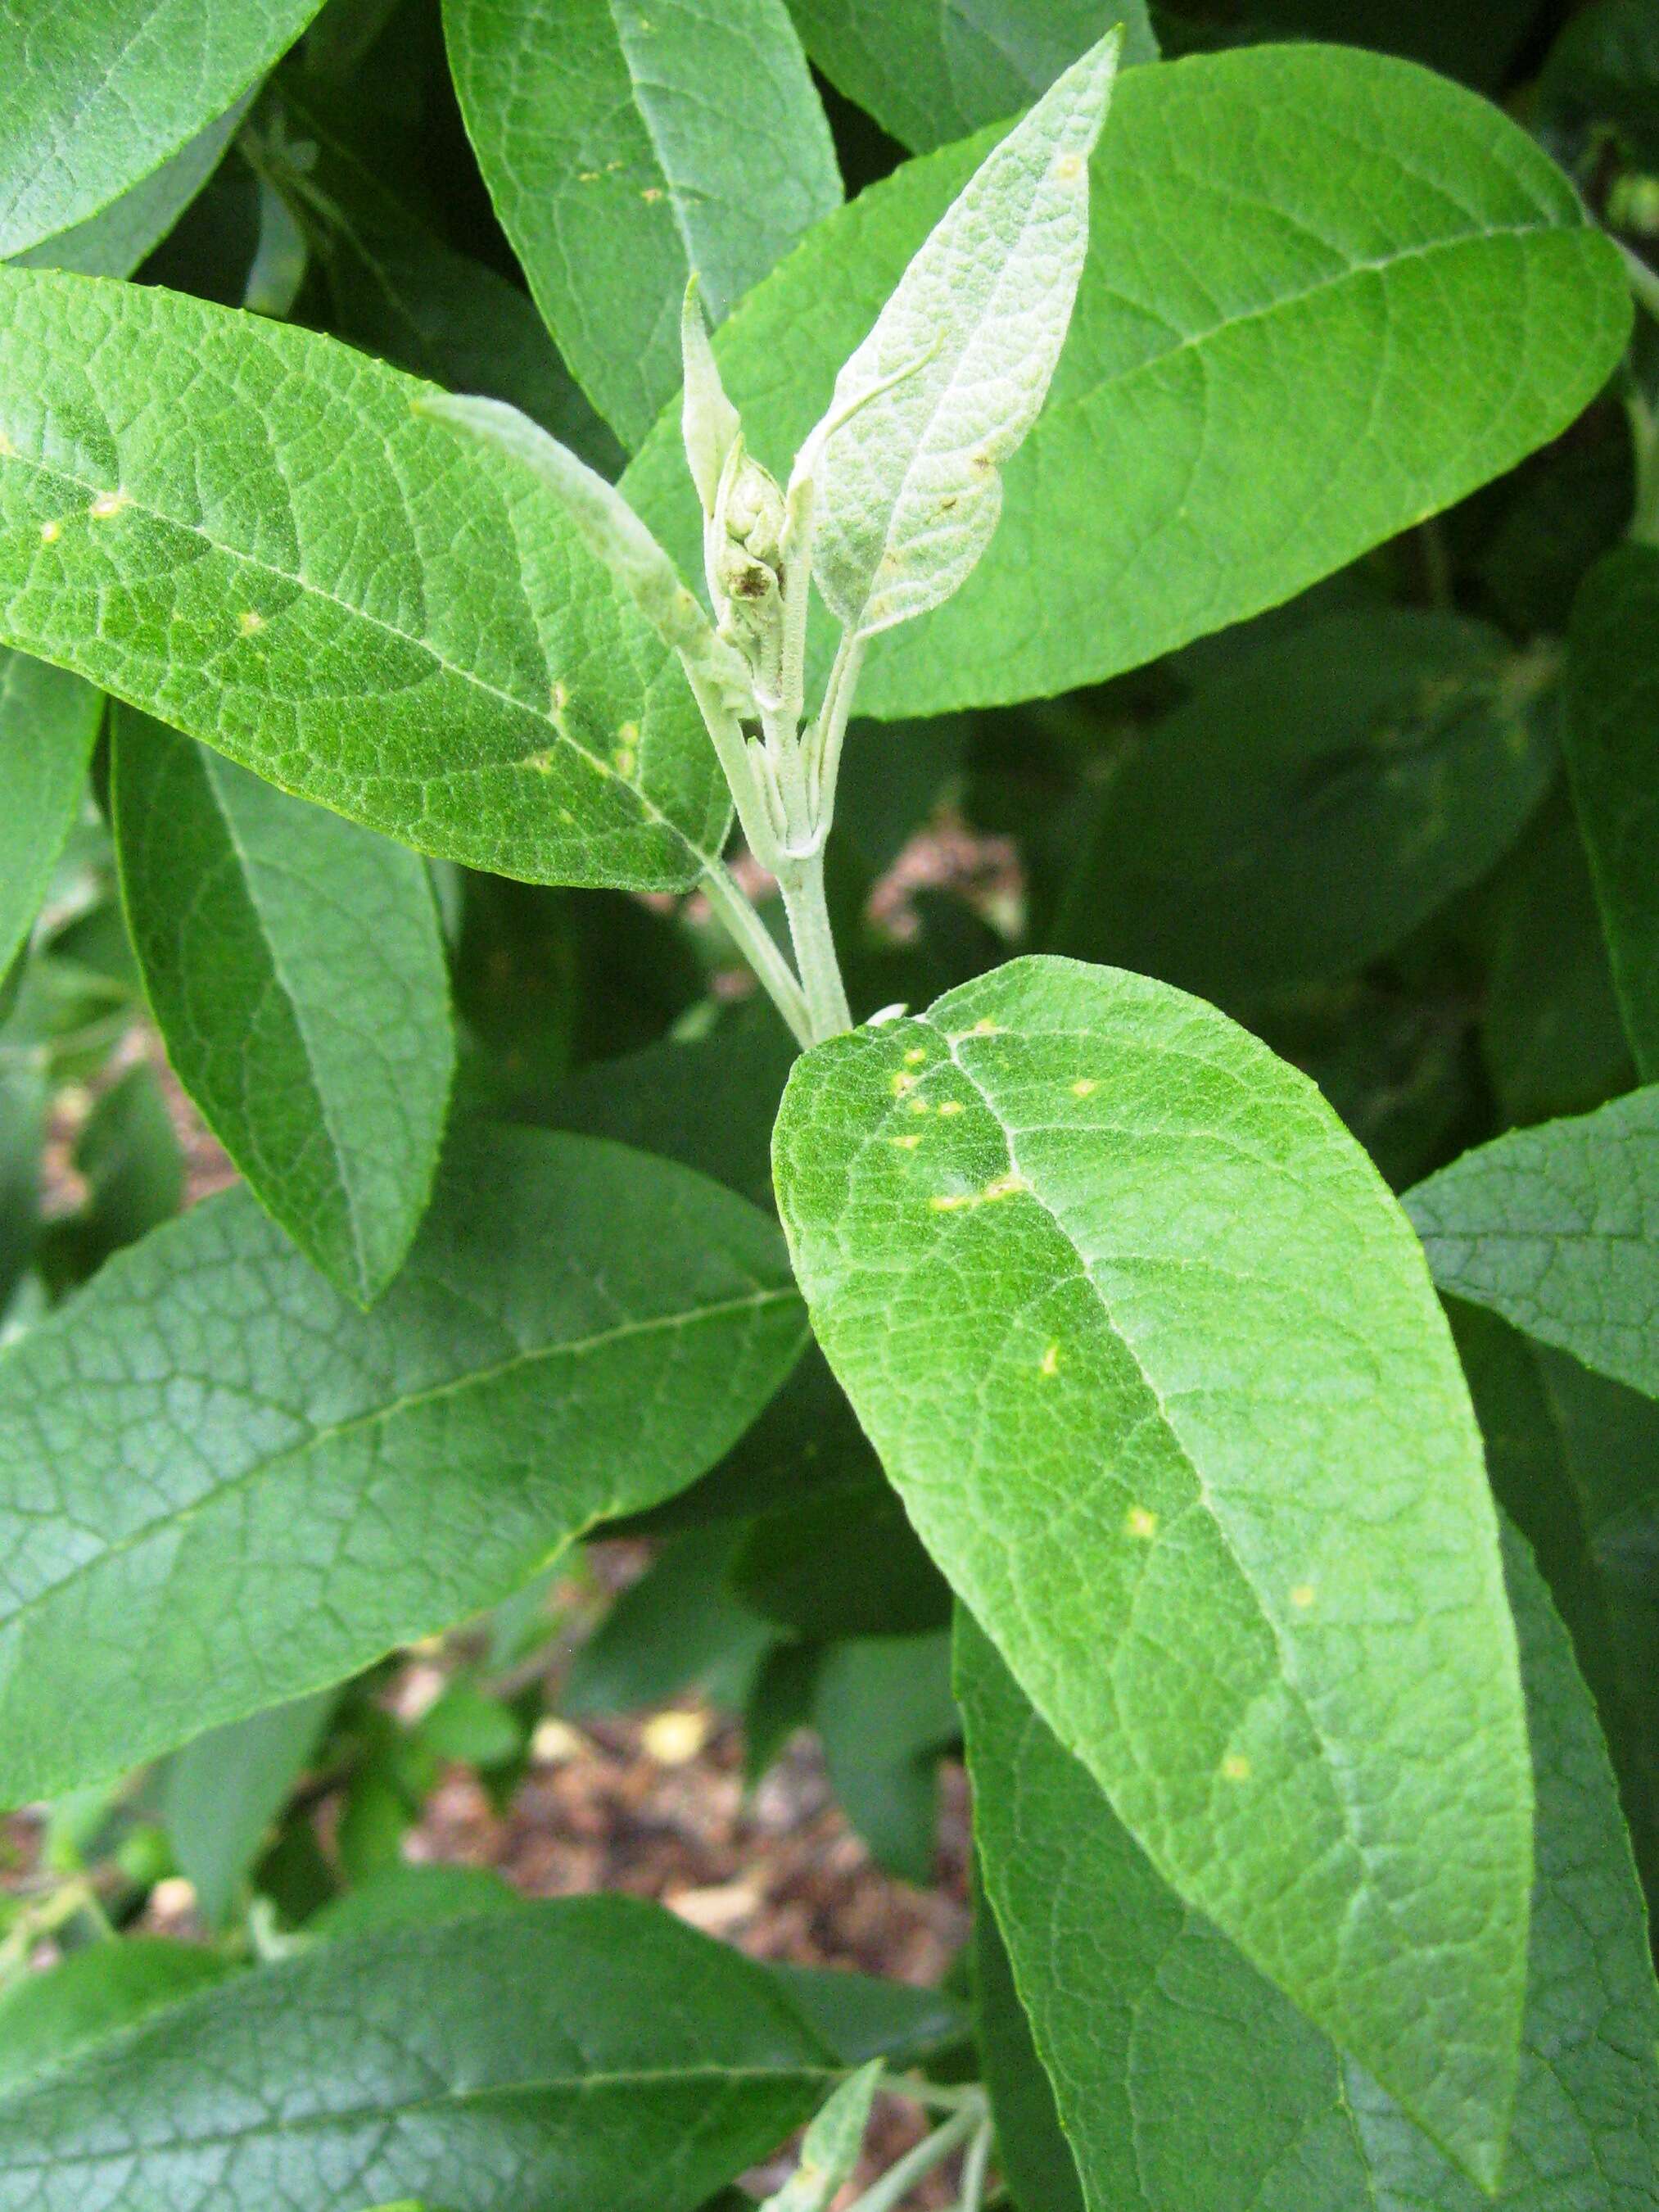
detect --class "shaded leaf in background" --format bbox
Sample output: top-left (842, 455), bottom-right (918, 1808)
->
top-left (0, 1941), bottom-right (234, 2098)
top-left (1053, 612), bottom-right (1555, 1006)
top-left (775, 956), bottom-right (1530, 2183)
top-left (813, 1632), bottom-right (957, 1884)
top-left (733, 1480), bottom-right (952, 1640)
top-left (310, 1861), bottom-right (522, 1939)
top-left (0, 1899), bottom-right (834, 2212)
top-left (163, 1690), bottom-right (336, 1929)
top-left (1542, 0), bottom-right (1659, 170)
top-left (788, 0), bottom-right (1157, 153)
top-left (0, 0), bottom-right (327, 259)
top-left (1565, 545), bottom-right (1659, 1079)
top-left (0, 1126), bottom-right (805, 1803)
top-left (36, 1062), bottom-right (183, 1295)
top-left (0, 268), bottom-right (727, 892)
top-left (1453, 1301), bottom-right (1659, 1900)
top-left (114, 708), bottom-right (455, 1305)
top-left (626, 46), bottom-right (1629, 718)
top-left (11, 94), bottom-right (253, 280)
top-left (444, 0), bottom-right (841, 449)
top-left (0, 650), bottom-right (102, 983)
top-left (960, 1524), bottom-right (1659, 2212)
top-left (1409, 1085), bottom-right (1659, 1402)
top-left (0, 1058), bottom-right (43, 1314)
top-left (562, 1525), bottom-right (777, 1717)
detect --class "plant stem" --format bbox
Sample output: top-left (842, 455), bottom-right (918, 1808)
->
top-left (1618, 237), bottom-right (1659, 328)
top-left (952, 2118), bottom-right (995, 2212)
top-left (807, 631), bottom-right (867, 825)
top-left (775, 846), bottom-right (852, 1043)
top-left (1625, 385), bottom-right (1659, 549)
top-left (700, 861), bottom-right (814, 1049)
top-left (879, 2076), bottom-right (988, 2115)
top-left (842, 2106), bottom-right (979, 2212)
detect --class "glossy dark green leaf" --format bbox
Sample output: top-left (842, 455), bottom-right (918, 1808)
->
top-left (163, 1691), bottom-right (335, 1928)
top-left (1410, 1085), bottom-right (1659, 1402)
top-left (788, 0), bottom-right (1156, 152)
top-left (775, 956), bottom-right (1530, 2183)
top-left (0, 1), bottom-right (326, 259)
top-left (626, 46), bottom-right (1628, 717)
top-left (0, 1899), bottom-right (834, 2212)
top-left (0, 267), bottom-right (727, 892)
top-left (0, 651), bottom-right (102, 982)
top-left (444, 0), bottom-right (841, 448)
top-left (0, 1941), bottom-right (234, 2097)
top-left (961, 1522), bottom-right (1659, 2212)
top-left (0, 1125), bottom-right (805, 1802)
top-left (1565, 545), bottom-right (1659, 1082)
top-left (1053, 613), bottom-right (1554, 1004)
top-left (113, 708), bottom-right (454, 1304)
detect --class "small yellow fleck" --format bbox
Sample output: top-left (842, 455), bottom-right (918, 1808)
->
top-left (1039, 1343), bottom-right (1060, 1378)
top-left (0, 430), bottom-right (15, 458)
top-left (970, 1016), bottom-right (999, 1034)
top-left (929, 1192), bottom-right (972, 1212)
top-left (1223, 1753), bottom-right (1252, 1784)
top-left (1071, 1078), bottom-right (1098, 1098)
top-left (618, 718), bottom-right (640, 745)
top-left (903, 1047), bottom-right (927, 1065)
top-left (613, 743), bottom-right (636, 776)
top-left (237, 609), bottom-right (265, 636)
top-left (1126, 1505), bottom-right (1158, 1540)
top-left (892, 1070), bottom-right (918, 1097)
top-left (642, 186), bottom-right (664, 203)
top-left (1290, 1584), bottom-right (1316, 1610)
top-left (88, 488), bottom-right (129, 519)
top-left (937, 1099), bottom-right (964, 1118)
top-left (38, 518), bottom-right (61, 545)
top-left (907, 1097), bottom-right (931, 1116)
top-left (552, 679), bottom-right (570, 712)
top-left (983, 1173), bottom-right (1024, 1201)
top-left (892, 1133), bottom-right (923, 1151)
top-left (1056, 153), bottom-right (1085, 182)
top-left (527, 749), bottom-right (556, 776)
top-left (577, 169), bottom-right (601, 183)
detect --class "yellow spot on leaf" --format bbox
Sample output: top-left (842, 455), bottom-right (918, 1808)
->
top-left (892, 1070), bottom-right (918, 1097)
top-left (1039, 1343), bottom-right (1060, 1378)
top-left (907, 1097), bottom-right (931, 1116)
top-left (937, 1099), bottom-right (964, 1118)
top-left (1126, 1505), bottom-right (1158, 1540)
top-left (1223, 1753), bottom-right (1251, 1784)
top-left (642, 186), bottom-right (664, 203)
top-left (237, 609), bottom-right (265, 636)
top-left (982, 1173), bottom-right (1024, 1201)
top-left (903, 1047), bottom-right (927, 1065)
top-left (1071, 1078), bottom-right (1097, 1098)
top-left (970, 1016), bottom-right (999, 1034)
top-left (0, 431), bottom-right (15, 458)
top-left (1291, 1584), bottom-right (1315, 1610)
top-left (892, 1133), bottom-right (923, 1151)
top-left (929, 1192), bottom-right (971, 1212)
top-left (1056, 153), bottom-right (1085, 182)
top-left (88, 489), bottom-right (129, 519)
top-left (38, 518), bottom-right (61, 545)
top-left (552, 680), bottom-right (570, 713)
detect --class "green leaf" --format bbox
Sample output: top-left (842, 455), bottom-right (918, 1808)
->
top-left (625, 46), bottom-right (1629, 717)
top-left (442, 0), bottom-right (842, 449)
top-left (1543, 0), bottom-right (1659, 169)
top-left (1565, 546), bottom-right (1659, 1083)
top-left (732, 1479), bottom-right (952, 1639)
top-left (311, 1861), bottom-right (522, 1939)
top-left (775, 955), bottom-right (1530, 2183)
top-left (0, 1), bottom-right (327, 259)
top-left (802, 31), bottom-right (1119, 641)
top-left (0, 1058), bottom-right (43, 1314)
top-left (972, 1875), bottom-right (1083, 2212)
top-left (0, 650), bottom-right (102, 981)
top-left (0, 266), bottom-right (728, 893)
top-left (11, 95), bottom-right (252, 280)
top-left (1052, 612), bottom-right (1555, 1005)
top-left (1409, 1086), bottom-right (1659, 1402)
top-left (766, 1962), bottom-right (966, 2069)
top-left (759, 2059), bottom-right (880, 2212)
top-left (0, 1125), bottom-right (805, 1803)
top-left (163, 1690), bottom-right (335, 1929)
top-left (38, 1061), bottom-right (183, 1294)
top-left (0, 1941), bottom-right (234, 2098)
top-left (562, 1525), bottom-right (778, 1717)
top-left (788, 0), bottom-right (1157, 153)
top-left (960, 1523), bottom-right (1659, 2212)
top-left (112, 708), bottom-right (455, 1305)
top-left (1453, 1301), bottom-right (1659, 1901)
top-left (813, 1632), bottom-right (957, 1884)
top-left (0, 1898), bottom-right (834, 2212)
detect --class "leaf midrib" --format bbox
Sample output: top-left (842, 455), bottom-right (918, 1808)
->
top-left (0, 1282), bottom-right (802, 1636)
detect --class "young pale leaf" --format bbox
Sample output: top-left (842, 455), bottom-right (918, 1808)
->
top-left (623, 47), bottom-right (1629, 716)
top-left (960, 1522), bottom-right (1659, 2212)
top-left (1052, 611), bottom-right (1554, 1005)
top-left (11, 94), bottom-right (251, 280)
top-left (0, 1127), bottom-right (805, 1803)
top-left (0, 1899), bottom-right (834, 2212)
top-left (789, 0), bottom-right (1157, 154)
top-left (113, 710), bottom-right (454, 1305)
top-left (1408, 1088), bottom-right (1659, 1401)
top-left (0, 649), bottom-right (102, 979)
top-left (0, 1942), bottom-right (235, 2099)
top-left (774, 955), bottom-right (1530, 2185)
top-left (805, 31), bottom-right (1119, 640)
top-left (443, 0), bottom-right (841, 449)
top-left (759, 2059), bottom-right (881, 2212)
top-left (0, 267), bottom-right (728, 893)
top-left (1565, 545), bottom-right (1659, 1080)
top-left (162, 1690), bottom-right (335, 1929)
top-left (0, 1), bottom-right (326, 259)
top-left (681, 279), bottom-right (743, 518)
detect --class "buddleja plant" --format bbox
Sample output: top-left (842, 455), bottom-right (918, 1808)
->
top-left (0, 0), bottom-right (1656, 2207)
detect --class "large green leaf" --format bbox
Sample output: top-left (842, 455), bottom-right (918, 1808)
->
top-left (113, 708), bottom-right (455, 1304)
top-left (0, 650), bottom-right (102, 979)
top-left (11, 95), bottom-right (251, 280)
top-left (0, 267), bottom-right (727, 891)
top-left (960, 1523), bottom-right (1659, 2212)
top-left (972, 1879), bottom-right (1083, 2212)
top-left (0, 1), bottom-right (325, 259)
top-left (774, 955), bottom-right (1530, 2183)
top-left (0, 1898), bottom-right (833, 2212)
top-left (0, 1941), bottom-right (235, 2098)
top-left (1053, 611), bottom-right (1554, 1003)
top-left (625, 45), bottom-right (1628, 718)
top-left (1408, 1087), bottom-right (1659, 1401)
top-left (1565, 545), bottom-right (1659, 1082)
top-left (163, 1690), bottom-right (336, 1928)
top-left (443, 0), bottom-right (841, 450)
top-left (788, 0), bottom-right (1157, 153)
top-left (0, 1126), bottom-right (804, 1802)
